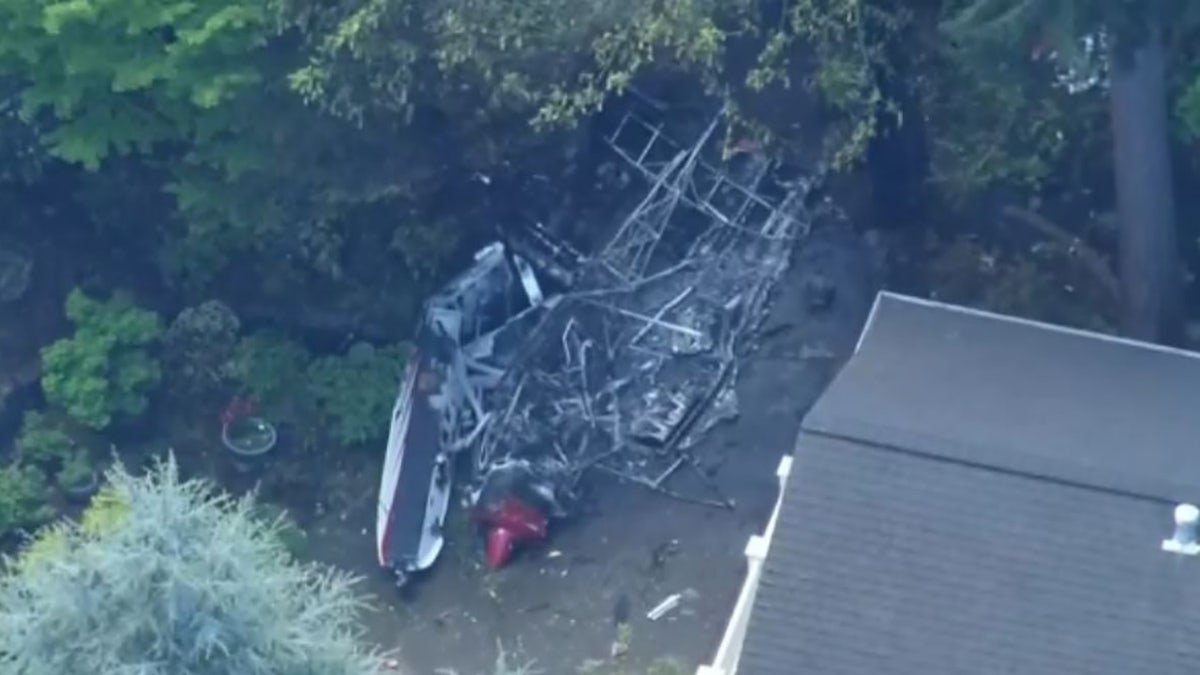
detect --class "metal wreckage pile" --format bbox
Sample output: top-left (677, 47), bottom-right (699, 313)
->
top-left (375, 104), bottom-right (823, 585)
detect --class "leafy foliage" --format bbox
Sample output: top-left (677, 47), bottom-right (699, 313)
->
top-left (939, 0), bottom-right (1200, 169)
top-left (282, 0), bottom-right (917, 172)
top-left (0, 0), bottom-right (270, 169)
top-left (942, 0), bottom-right (1195, 57)
top-left (925, 230), bottom-right (1115, 331)
top-left (747, 0), bottom-right (908, 167)
top-left (232, 331), bottom-right (312, 411)
top-left (283, 0), bottom-right (728, 128)
top-left (0, 456), bottom-right (385, 674)
top-left (57, 450), bottom-right (95, 490)
top-left (1179, 73), bottom-right (1200, 140)
top-left (0, 0), bottom-right (423, 291)
top-left (921, 47), bottom-right (1100, 199)
top-left (233, 332), bottom-right (410, 446)
top-left (251, 502), bottom-right (308, 559)
top-left (79, 485), bottom-right (130, 536)
top-left (0, 77), bottom-right (46, 184)
top-left (162, 299), bottom-right (241, 397)
top-left (159, 90), bottom-right (425, 290)
top-left (307, 341), bottom-right (410, 446)
top-left (15, 411), bottom-right (74, 468)
top-left (0, 462), bottom-right (53, 539)
top-left (8, 485), bottom-right (130, 577)
top-left (917, 0), bottom-right (1119, 198)
top-left (40, 289), bottom-right (163, 429)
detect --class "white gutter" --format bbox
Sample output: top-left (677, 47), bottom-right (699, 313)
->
top-left (696, 454), bottom-right (794, 675)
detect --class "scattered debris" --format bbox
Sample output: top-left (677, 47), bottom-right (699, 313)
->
top-left (646, 594), bottom-right (681, 621)
top-left (475, 482), bottom-right (551, 569)
top-left (469, 106), bottom-right (818, 518)
top-left (650, 539), bottom-right (681, 573)
top-left (646, 588), bottom-right (700, 621)
top-left (376, 102), bottom-right (826, 582)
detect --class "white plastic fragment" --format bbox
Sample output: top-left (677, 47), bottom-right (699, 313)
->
top-left (647, 593), bottom-right (682, 621)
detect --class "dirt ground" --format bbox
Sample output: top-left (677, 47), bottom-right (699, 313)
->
top-left (295, 228), bottom-right (880, 674)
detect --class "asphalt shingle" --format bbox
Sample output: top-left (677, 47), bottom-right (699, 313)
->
top-left (806, 293), bottom-right (1200, 501)
top-left (739, 434), bottom-right (1200, 675)
top-left (736, 293), bottom-right (1200, 675)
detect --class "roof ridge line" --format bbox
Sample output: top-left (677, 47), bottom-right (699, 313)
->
top-left (872, 291), bottom-right (1200, 362)
top-left (799, 425), bottom-right (1176, 506)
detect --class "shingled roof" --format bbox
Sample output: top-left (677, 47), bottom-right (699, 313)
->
top-left (736, 292), bottom-right (1200, 675)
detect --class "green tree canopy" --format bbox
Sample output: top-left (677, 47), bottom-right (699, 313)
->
top-left (0, 0), bottom-right (271, 169)
top-left (280, 0), bottom-right (728, 127)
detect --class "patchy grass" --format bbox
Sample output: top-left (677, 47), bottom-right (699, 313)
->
top-left (576, 621), bottom-right (687, 675)
top-left (431, 634), bottom-right (687, 675)
top-left (576, 657), bottom-right (687, 675)
top-left (435, 640), bottom-right (541, 675)
top-left (644, 659), bottom-right (687, 675)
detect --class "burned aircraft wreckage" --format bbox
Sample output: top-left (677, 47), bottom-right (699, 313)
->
top-left (376, 106), bottom-right (823, 585)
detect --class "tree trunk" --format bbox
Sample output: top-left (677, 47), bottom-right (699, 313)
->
top-left (1108, 11), bottom-right (1183, 344)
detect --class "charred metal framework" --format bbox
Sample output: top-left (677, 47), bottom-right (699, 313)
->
top-left (377, 104), bottom-right (821, 581)
top-left (470, 108), bottom-right (817, 510)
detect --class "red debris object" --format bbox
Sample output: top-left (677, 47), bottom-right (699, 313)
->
top-left (221, 395), bottom-right (256, 428)
top-left (486, 527), bottom-right (516, 569)
top-left (474, 495), bottom-right (548, 569)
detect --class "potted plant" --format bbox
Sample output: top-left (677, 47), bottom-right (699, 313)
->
top-left (58, 450), bottom-right (100, 503)
top-left (220, 396), bottom-right (278, 471)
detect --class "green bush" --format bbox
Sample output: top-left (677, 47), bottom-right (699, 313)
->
top-left (0, 462), bottom-right (53, 539)
top-left (79, 485), bottom-right (130, 536)
top-left (233, 331), bottom-right (313, 410)
top-left (306, 342), bottom-right (410, 447)
top-left (1179, 74), bottom-right (1200, 142)
top-left (0, 456), bottom-right (385, 674)
top-left (40, 289), bottom-right (163, 430)
top-left (162, 300), bottom-right (242, 397)
top-left (9, 485), bottom-right (126, 578)
top-left (233, 334), bottom-right (410, 447)
top-left (57, 450), bottom-right (95, 491)
top-left (15, 411), bottom-right (74, 467)
top-left (252, 503), bottom-right (308, 559)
